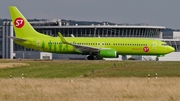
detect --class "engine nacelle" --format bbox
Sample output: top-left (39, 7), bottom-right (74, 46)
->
top-left (99, 49), bottom-right (117, 58)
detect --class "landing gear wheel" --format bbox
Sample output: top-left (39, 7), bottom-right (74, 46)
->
top-left (156, 57), bottom-right (159, 61)
top-left (87, 55), bottom-right (94, 60)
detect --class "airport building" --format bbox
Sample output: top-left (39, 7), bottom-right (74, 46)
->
top-left (0, 19), bottom-right (180, 61)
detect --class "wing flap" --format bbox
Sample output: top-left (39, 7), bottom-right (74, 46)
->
top-left (73, 44), bottom-right (99, 52)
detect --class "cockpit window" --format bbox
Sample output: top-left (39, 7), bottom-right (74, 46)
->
top-left (162, 44), bottom-right (168, 46)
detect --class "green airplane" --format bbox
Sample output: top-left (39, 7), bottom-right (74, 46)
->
top-left (8, 6), bottom-right (174, 60)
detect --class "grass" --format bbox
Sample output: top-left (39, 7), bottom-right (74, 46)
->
top-left (1, 59), bottom-right (180, 101)
top-left (0, 59), bottom-right (180, 78)
top-left (90, 61), bottom-right (180, 77)
top-left (0, 60), bottom-right (126, 78)
top-left (0, 78), bottom-right (180, 101)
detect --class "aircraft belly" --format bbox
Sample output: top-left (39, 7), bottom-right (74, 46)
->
top-left (15, 41), bottom-right (37, 49)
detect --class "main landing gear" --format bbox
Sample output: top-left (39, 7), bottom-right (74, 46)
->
top-left (87, 55), bottom-right (95, 60)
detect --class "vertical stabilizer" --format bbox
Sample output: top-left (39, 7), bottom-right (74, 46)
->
top-left (9, 6), bottom-right (46, 38)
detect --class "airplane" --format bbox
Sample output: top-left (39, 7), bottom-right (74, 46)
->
top-left (8, 6), bottom-right (175, 61)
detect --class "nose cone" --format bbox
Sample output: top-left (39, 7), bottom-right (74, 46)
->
top-left (168, 46), bottom-right (175, 53)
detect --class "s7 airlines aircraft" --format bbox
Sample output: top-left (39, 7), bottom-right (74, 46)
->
top-left (8, 6), bottom-right (174, 60)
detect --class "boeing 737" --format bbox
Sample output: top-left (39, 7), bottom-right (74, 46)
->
top-left (8, 6), bottom-right (175, 60)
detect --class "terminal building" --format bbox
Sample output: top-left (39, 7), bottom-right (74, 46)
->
top-left (0, 19), bottom-right (180, 61)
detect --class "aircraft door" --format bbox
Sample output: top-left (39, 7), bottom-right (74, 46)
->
top-left (97, 42), bottom-right (101, 49)
top-left (36, 40), bottom-right (41, 48)
top-left (152, 42), bottom-right (157, 50)
top-left (101, 42), bottom-right (105, 48)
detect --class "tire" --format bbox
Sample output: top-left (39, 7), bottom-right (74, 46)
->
top-left (87, 55), bottom-right (94, 60)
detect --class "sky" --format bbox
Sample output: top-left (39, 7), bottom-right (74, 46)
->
top-left (0, 0), bottom-right (180, 29)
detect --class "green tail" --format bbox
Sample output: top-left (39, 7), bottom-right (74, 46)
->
top-left (9, 6), bottom-right (48, 38)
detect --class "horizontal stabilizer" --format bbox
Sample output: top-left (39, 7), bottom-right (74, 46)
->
top-left (6, 36), bottom-right (27, 41)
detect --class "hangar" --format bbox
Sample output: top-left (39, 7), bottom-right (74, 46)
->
top-left (0, 19), bottom-right (180, 60)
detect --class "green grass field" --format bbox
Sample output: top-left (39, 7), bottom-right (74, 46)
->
top-left (0, 59), bottom-right (180, 78)
top-left (1, 59), bottom-right (180, 101)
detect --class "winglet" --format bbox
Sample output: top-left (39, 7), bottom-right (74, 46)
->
top-left (58, 32), bottom-right (68, 44)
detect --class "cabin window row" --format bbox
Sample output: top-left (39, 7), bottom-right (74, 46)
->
top-left (48, 42), bottom-right (62, 44)
top-left (48, 42), bottom-right (110, 45)
top-left (113, 43), bottom-right (148, 46)
top-left (48, 42), bottom-right (147, 46)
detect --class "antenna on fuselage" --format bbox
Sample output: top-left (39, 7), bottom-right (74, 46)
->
top-left (71, 34), bottom-right (75, 37)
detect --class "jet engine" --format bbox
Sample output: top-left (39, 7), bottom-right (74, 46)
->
top-left (99, 49), bottom-right (117, 58)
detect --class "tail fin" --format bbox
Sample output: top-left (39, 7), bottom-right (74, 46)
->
top-left (9, 6), bottom-right (46, 38)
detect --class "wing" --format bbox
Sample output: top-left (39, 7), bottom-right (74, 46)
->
top-left (6, 36), bottom-right (27, 42)
top-left (58, 32), bottom-right (100, 53)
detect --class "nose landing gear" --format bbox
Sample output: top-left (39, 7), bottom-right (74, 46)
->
top-left (156, 57), bottom-right (159, 61)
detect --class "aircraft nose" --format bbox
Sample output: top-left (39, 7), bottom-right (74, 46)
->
top-left (168, 46), bottom-right (175, 53)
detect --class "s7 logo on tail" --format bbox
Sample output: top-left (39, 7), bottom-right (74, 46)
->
top-left (14, 18), bottom-right (24, 28)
